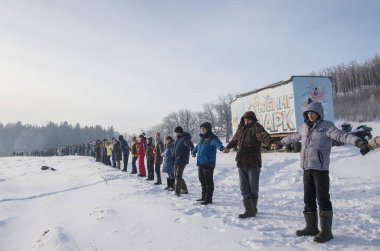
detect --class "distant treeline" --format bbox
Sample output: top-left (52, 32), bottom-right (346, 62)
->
top-left (0, 121), bottom-right (116, 156)
top-left (313, 54), bottom-right (380, 121)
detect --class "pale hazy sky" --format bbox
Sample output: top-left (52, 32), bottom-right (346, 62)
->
top-left (1, 0), bottom-right (379, 133)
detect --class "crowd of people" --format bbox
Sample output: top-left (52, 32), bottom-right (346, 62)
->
top-left (9, 102), bottom-right (380, 244)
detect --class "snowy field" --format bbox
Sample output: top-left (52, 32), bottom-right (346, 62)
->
top-left (1, 122), bottom-right (379, 251)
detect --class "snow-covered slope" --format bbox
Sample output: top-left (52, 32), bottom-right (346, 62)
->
top-left (1, 128), bottom-right (379, 250)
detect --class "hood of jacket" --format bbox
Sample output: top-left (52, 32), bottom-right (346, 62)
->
top-left (303, 102), bottom-right (324, 122)
top-left (238, 111), bottom-right (258, 128)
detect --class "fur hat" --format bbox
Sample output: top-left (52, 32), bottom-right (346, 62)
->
top-left (174, 126), bottom-right (184, 133)
top-left (200, 122), bottom-right (212, 132)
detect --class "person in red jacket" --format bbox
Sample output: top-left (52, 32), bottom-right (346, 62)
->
top-left (137, 134), bottom-right (147, 177)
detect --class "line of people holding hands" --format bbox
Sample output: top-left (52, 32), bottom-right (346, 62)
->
top-left (98, 101), bottom-right (379, 244)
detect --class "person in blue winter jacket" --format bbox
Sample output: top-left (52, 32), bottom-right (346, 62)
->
top-left (118, 135), bottom-right (130, 172)
top-left (192, 122), bottom-right (224, 205)
top-left (272, 102), bottom-right (370, 243)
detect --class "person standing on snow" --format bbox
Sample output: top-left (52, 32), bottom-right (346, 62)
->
top-left (173, 126), bottom-right (194, 197)
top-left (131, 136), bottom-right (139, 174)
top-left (118, 135), bottom-right (130, 172)
top-left (137, 134), bottom-right (147, 177)
top-left (154, 132), bottom-right (165, 185)
top-left (223, 111), bottom-right (277, 218)
top-left (162, 136), bottom-right (175, 191)
top-left (145, 136), bottom-right (155, 181)
top-left (113, 140), bottom-right (123, 169)
top-left (272, 102), bottom-right (370, 243)
top-left (191, 122), bottom-right (224, 205)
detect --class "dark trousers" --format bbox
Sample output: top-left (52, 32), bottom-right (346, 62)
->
top-left (303, 169), bottom-right (332, 212)
top-left (132, 157), bottom-right (138, 173)
top-left (123, 153), bottom-right (129, 170)
top-left (238, 166), bottom-right (261, 200)
top-left (198, 165), bottom-right (215, 200)
top-left (112, 151), bottom-right (116, 167)
top-left (155, 163), bottom-right (162, 183)
top-left (175, 165), bottom-right (188, 194)
top-left (147, 158), bottom-right (154, 179)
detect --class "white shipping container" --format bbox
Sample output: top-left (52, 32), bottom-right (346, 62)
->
top-left (231, 76), bottom-right (335, 137)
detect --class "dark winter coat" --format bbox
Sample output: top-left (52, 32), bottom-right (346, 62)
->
top-left (226, 111), bottom-right (275, 168)
top-left (173, 132), bottom-right (194, 166)
top-left (281, 102), bottom-right (360, 171)
top-left (113, 141), bottom-right (123, 161)
top-left (162, 141), bottom-right (175, 173)
top-left (154, 139), bottom-right (164, 165)
top-left (192, 131), bottom-right (224, 167)
top-left (120, 138), bottom-right (130, 155)
top-left (145, 143), bottom-right (155, 160)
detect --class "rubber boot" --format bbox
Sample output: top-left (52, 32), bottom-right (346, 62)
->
top-left (238, 198), bottom-right (256, 218)
top-left (296, 211), bottom-right (320, 236)
top-left (313, 211), bottom-right (333, 243)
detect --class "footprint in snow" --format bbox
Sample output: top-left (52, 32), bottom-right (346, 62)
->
top-left (174, 218), bottom-right (186, 223)
top-left (89, 207), bottom-right (116, 221)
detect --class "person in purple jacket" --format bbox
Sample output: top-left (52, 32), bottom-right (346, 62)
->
top-left (273, 102), bottom-right (369, 243)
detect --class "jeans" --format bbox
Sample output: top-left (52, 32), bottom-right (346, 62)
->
top-left (238, 166), bottom-right (261, 200)
top-left (132, 157), bottom-right (138, 173)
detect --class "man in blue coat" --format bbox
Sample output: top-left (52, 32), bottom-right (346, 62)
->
top-left (192, 122), bottom-right (224, 205)
top-left (118, 135), bottom-right (130, 172)
top-left (273, 102), bottom-right (369, 243)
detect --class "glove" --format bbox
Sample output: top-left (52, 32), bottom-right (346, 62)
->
top-left (358, 141), bottom-right (371, 156)
top-left (271, 141), bottom-right (283, 150)
top-left (356, 140), bottom-right (366, 148)
top-left (223, 148), bottom-right (230, 153)
top-left (192, 153), bottom-right (196, 158)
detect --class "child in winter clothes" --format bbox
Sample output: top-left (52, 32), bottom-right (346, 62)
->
top-left (137, 135), bottom-right (147, 177)
top-left (192, 122), bottom-right (224, 205)
top-left (145, 137), bottom-right (155, 181)
top-left (162, 136), bottom-right (175, 191)
top-left (131, 136), bottom-right (139, 174)
top-left (273, 102), bottom-right (369, 243)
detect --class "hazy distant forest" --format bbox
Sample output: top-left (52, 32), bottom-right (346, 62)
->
top-left (1, 54), bottom-right (379, 156)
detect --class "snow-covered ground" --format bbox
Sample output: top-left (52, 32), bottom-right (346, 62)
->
top-left (1, 123), bottom-right (379, 251)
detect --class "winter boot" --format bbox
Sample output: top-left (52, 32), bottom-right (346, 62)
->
top-left (200, 198), bottom-right (212, 205)
top-left (295, 211), bottom-right (320, 236)
top-left (168, 179), bottom-right (175, 191)
top-left (252, 198), bottom-right (258, 216)
top-left (238, 198), bottom-right (256, 218)
top-left (196, 189), bottom-right (205, 202)
top-left (164, 178), bottom-right (171, 190)
top-left (313, 211), bottom-right (333, 243)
